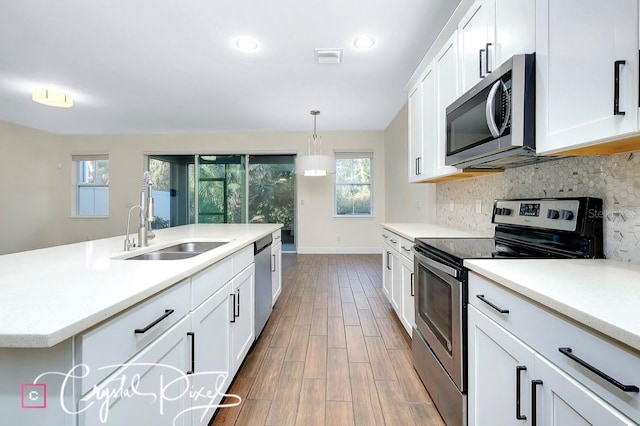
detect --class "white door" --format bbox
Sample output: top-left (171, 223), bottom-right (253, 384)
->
top-left (435, 31), bottom-right (462, 177)
top-left (230, 264), bottom-right (255, 375)
top-left (533, 355), bottom-right (636, 426)
top-left (190, 281), bottom-right (233, 425)
top-left (492, 0), bottom-right (535, 70)
top-left (271, 241), bottom-right (282, 306)
top-left (459, 0), bottom-right (491, 92)
top-left (78, 316), bottom-right (191, 426)
top-left (408, 84), bottom-right (423, 182)
top-left (399, 256), bottom-right (415, 337)
top-left (468, 306), bottom-right (536, 426)
top-left (536, 0), bottom-right (638, 154)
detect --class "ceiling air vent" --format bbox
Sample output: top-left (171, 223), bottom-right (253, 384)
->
top-left (314, 48), bottom-right (343, 64)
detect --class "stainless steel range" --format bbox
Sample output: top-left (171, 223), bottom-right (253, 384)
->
top-left (412, 197), bottom-right (604, 426)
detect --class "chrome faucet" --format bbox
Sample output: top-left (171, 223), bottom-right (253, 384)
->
top-left (123, 171), bottom-right (156, 251)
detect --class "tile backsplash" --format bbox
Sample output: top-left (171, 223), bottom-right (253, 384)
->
top-left (436, 150), bottom-right (640, 263)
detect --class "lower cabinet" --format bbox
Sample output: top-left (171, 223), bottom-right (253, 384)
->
top-left (271, 240), bottom-right (282, 307)
top-left (399, 255), bottom-right (415, 336)
top-left (230, 264), bottom-right (255, 377)
top-left (468, 274), bottom-right (638, 426)
top-left (381, 229), bottom-right (415, 337)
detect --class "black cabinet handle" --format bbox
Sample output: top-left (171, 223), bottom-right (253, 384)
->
top-left (559, 347), bottom-right (639, 392)
top-left (186, 332), bottom-right (195, 374)
top-left (485, 43), bottom-right (492, 74)
top-left (134, 309), bottom-right (174, 334)
top-left (614, 60), bottom-right (626, 115)
top-left (476, 294), bottom-right (509, 314)
top-left (479, 49), bottom-right (486, 78)
top-left (410, 272), bottom-right (414, 297)
top-left (230, 293), bottom-right (236, 323)
top-left (386, 251), bottom-right (391, 270)
top-left (516, 366), bottom-right (527, 420)
top-left (390, 239), bottom-right (398, 244)
top-left (272, 254), bottom-right (276, 272)
top-left (236, 289), bottom-right (241, 318)
top-left (531, 380), bottom-right (543, 426)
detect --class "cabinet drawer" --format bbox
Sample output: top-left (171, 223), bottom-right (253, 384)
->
top-left (398, 236), bottom-right (414, 261)
top-left (75, 279), bottom-right (190, 395)
top-left (469, 272), bottom-right (640, 422)
top-left (272, 229), bottom-right (282, 244)
top-left (192, 255), bottom-right (233, 309)
top-left (381, 230), bottom-right (400, 251)
top-left (233, 245), bottom-right (254, 275)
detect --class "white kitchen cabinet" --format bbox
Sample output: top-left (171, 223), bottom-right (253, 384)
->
top-left (468, 272), bottom-right (639, 425)
top-left (230, 264), bottom-right (255, 376)
top-left (189, 281), bottom-right (233, 425)
top-left (271, 239), bottom-right (282, 307)
top-left (390, 249), bottom-right (402, 312)
top-left (435, 31), bottom-right (463, 178)
top-left (536, 0), bottom-right (639, 154)
top-left (78, 316), bottom-right (192, 426)
top-left (468, 305), bottom-right (536, 425)
top-left (399, 254), bottom-right (415, 336)
top-left (408, 64), bottom-right (438, 182)
top-left (458, 0), bottom-right (535, 93)
top-left (408, 84), bottom-right (423, 182)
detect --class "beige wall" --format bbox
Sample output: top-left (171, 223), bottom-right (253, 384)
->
top-left (0, 121), bottom-right (62, 254)
top-left (384, 104), bottom-right (436, 223)
top-left (58, 130), bottom-right (386, 253)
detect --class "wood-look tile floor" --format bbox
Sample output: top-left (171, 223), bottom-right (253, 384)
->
top-left (211, 254), bottom-right (445, 426)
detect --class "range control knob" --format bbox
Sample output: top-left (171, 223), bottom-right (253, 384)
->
top-left (502, 208), bottom-right (512, 216)
top-left (494, 207), bottom-right (504, 215)
top-left (547, 209), bottom-right (560, 219)
top-left (560, 209), bottom-right (574, 220)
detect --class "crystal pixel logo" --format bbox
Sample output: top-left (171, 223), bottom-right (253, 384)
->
top-left (21, 383), bottom-right (46, 409)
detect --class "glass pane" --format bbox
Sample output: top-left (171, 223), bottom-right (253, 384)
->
top-left (197, 155), bottom-right (245, 223)
top-left (419, 266), bottom-right (453, 353)
top-left (336, 158), bottom-right (370, 184)
top-left (336, 184), bottom-right (371, 215)
top-left (77, 186), bottom-right (95, 216)
top-left (94, 187), bottom-right (109, 216)
top-left (149, 158), bottom-right (171, 229)
top-left (77, 161), bottom-right (94, 184)
top-left (198, 180), bottom-right (225, 216)
top-left (95, 160), bottom-right (110, 185)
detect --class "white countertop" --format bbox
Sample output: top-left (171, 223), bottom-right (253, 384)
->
top-left (465, 259), bottom-right (640, 353)
top-left (0, 224), bottom-right (281, 348)
top-left (382, 222), bottom-right (490, 241)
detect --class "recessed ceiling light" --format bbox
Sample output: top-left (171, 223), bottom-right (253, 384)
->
top-left (32, 88), bottom-right (73, 108)
top-left (354, 35), bottom-right (376, 49)
top-left (235, 36), bottom-right (259, 52)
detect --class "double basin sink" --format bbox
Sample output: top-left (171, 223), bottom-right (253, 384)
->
top-left (126, 241), bottom-right (228, 260)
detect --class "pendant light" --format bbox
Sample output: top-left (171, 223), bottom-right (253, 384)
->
top-left (295, 110), bottom-right (335, 176)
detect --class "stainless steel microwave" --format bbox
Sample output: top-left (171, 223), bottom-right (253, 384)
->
top-left (445, 53), bottom-right (536, 169)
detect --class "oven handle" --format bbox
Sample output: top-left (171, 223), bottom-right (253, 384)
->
top-left (412, 247), bottom-right (458, 278)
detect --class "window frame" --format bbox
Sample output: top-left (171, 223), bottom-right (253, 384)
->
top-left (334, 152), bottom-right (374, 217)
top-left (72, 154), bottom-right (110, 218)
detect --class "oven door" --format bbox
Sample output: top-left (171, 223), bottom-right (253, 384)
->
top-left (413, 247), bottom-right (464, 391)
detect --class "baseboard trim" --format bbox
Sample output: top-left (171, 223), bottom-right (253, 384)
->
top-left (296, 247), bottom-right (382, 255)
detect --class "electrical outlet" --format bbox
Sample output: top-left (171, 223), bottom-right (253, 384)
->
top-left (300, 199), bottom-right (305, 205)
top-left (475, 199), bottom-right (482, 213)
top-left (449, 200), bottom-right (454, 212)
top-left (416, 200), bottom-right (422, 210)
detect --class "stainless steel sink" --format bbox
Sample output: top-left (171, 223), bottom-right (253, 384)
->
top-left (127, 251), bottom-right (201, 261)
top-left (125, 240), bottom-right (229, 260)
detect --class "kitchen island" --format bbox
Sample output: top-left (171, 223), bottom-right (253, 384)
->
top-left (0, 223), bottom-right (282, 425)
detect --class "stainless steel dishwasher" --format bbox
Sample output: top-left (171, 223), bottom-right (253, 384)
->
top-left (254, 234), bottom-right (273, 339)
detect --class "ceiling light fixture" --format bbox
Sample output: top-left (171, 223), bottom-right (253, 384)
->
top-left (353, 35), bottom-right (376, 49)
top-left (295, 110), bottom-right (335, 177)
top-left (235, 36), bottom-right (259, 52)
top-left (32, 88), bottom-right (73, 108)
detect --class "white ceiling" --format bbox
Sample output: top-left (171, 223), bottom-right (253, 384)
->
top-left (0, 0), bottom-right (460, 135)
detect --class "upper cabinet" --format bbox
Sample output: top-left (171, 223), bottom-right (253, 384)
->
top-left (408, 84), bottom-right (423, 182)
top-left (458, 0), bottom-right (535, 93)
top-left (535, 0), bottom-right (639, 155)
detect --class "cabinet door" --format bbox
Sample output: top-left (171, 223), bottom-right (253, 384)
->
top-left (399, 256), bottom-right (415, 336)
top-left (271, 242), bottom-right (282, 306)
top-left (190, 281), bottom-right (233, 425)
top-left (468, 306), bottom-right (536, 426)
top-left (78, 316), bottom-right (191, 426)
top-left (420, 65), bottom-right (437, 178)
top-left (459, 0), bottom-right (491, 92)
top-left (390, 250), bottom-right (402, 312)
top-left (382, 249), bottom-right (392, 300)
top-left (435, 31), bottom-right (462, 177)
top-left (492, 0), bottom-right (535, 69)
top-left (408, 83), bottom-right (423, 182)
top-left (536, 0), bottom-right (639, 154)
top-left (230, 264), bottom-right (255, 376)
top-left (533, 355), bottom-right (636, 426)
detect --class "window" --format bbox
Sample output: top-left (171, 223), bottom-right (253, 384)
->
top-left (73, 155), bottom-right (109, 216)
top-left (335, 152), bottom-right (373, 216)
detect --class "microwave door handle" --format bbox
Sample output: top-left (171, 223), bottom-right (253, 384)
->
top-left (485, 80), bottom-right (510, 137)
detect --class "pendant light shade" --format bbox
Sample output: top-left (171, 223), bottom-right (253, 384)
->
top-left (295, 110), bottom-right (335, 176)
